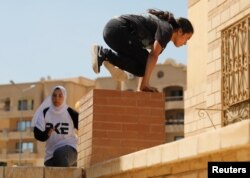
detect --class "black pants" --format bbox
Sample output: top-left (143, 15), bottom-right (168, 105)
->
top-left (103, 18), bottom-right (149, 76)
top-left (44, 145), bottom-right (77, 167)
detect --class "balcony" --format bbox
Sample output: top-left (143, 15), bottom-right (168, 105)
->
top-left (165, 124), bottom-right (184, 133)
top-left (165, 100), bottom-right (184, 110)
top-left (0, 129), bottom-right (9, 140)
top-left (0, 148), bottom-right (37, 161)
top-left (0, 110), bottom-right (34, 119)
top-left (0, 128), bottom-right (33, 140)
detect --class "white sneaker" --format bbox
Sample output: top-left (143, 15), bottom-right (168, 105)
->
top-left (91, 44), bottom-right (105, 74)
top-left (103, 61), bottom-right (128, 81)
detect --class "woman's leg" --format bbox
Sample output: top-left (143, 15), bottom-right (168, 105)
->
top-left (44, 157), bottom-right (54, 167)
top-left (103, 19), bottom-right (149, 76)
top-left (51, 145), bottom-right (77, 167)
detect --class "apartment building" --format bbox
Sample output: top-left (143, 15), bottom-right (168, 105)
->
top-left (0, 59), bottom-right (186, 166)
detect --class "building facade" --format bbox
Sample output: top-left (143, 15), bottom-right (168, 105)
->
top-left (185, 0), bottom-right (249, 137)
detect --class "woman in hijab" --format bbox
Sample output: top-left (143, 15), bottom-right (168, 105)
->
top-left (33, 85), bottom-right (78, 167)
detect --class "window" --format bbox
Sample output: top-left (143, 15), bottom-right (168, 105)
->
top-left (16, 142), bottom-right (34, 153)
top-left (176, 112), bottom-right (184, 120)
top-left (165, 109), bottom-right (184, 125)
top-left (18, 100), bottom-right (28, 110)
top-left (18, 99), bottom-right (34, 111)
top-left (22, 142), bottom-right (34, 153)
top-left (4, 98), bottom-right (10, 111)
top-left (221, 15), bottom-right (250, 125)
top-left (31, 100), bottom-right (34, 110)
top-left (157, 70), bottom-right (164, 78)
top-left (174, 136), bottom-right (184, 141)
top-left (17, 121), bottom-right (31, 131)
top-left (163, 86), bottom-right (183, 101)
top-left (0, 97), bottom-right (10, 111)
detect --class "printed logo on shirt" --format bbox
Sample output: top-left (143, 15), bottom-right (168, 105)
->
top-left (46, 123), bottom-right (69, 134)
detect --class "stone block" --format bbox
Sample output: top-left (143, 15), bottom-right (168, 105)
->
top-left (133, 149), bottom-right (147, 169)
top-left (198, 129), bottom-right (220, 154)
top-left (4, 167), bottom-right (44, 178)
top-left (179, 136), bottom-right (198, 159)
top-left (146, 145), bottom-right (163, 166)
top-left (161, 141), bottom-right (179, 163)
top-left (0, 167), bottom-right (3, 178)
top-left (220, 119), bottom-right (250, 148)
top-left (44, 167), bottom-right (83, 178)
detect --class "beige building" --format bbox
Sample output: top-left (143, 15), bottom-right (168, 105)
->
top-left (185, 0), bottom-right (249, 136)
top-left (0, 59), bottom-right (186, 166)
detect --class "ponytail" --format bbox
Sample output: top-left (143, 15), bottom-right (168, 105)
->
top-left (148, 9), bottom-right (194, 34)
top-left (148, 9), bottom-right (179, 29)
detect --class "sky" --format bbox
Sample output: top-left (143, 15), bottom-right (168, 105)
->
top-left (0, 0), bottom-right (188, 85)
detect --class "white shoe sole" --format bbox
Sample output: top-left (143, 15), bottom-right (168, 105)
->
top-left (91, 45), bottom-right (99, 74)
top-left (103, 61), bottom-right (128, 81)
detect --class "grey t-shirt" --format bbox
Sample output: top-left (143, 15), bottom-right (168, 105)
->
top-left (119, 13), bottom-right (173, 50)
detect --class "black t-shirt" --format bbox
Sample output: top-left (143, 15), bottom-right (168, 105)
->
top-left (119, 13), bottom-right (173, 50)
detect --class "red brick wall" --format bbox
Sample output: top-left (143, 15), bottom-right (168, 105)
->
top-left (77, 89), bottom-right (165, 168)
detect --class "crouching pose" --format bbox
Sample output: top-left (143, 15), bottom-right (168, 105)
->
top-left (92, 9), bottom-right (193, 92)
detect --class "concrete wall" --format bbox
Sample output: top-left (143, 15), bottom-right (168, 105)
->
top-left (0, 167), bottom-right (83, 178)
top-left (187, 0), bottom-right (208, 89)
top-left (1, 112), bottom-right (250, 178)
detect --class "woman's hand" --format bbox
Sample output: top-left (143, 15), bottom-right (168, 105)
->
top-left (47, 128), bottom-right (54, 137)
top-left (140, 85), bottom-right (159, 92)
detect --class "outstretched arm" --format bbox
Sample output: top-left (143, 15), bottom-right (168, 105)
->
top-left (139, 40), bottom-right (162, 92)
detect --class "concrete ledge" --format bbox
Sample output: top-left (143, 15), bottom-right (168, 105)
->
top-left (86, 119), bottom-right (250, 178)
top-left (0, 167), bottom-right (83, 178)
top-left (45, 167), bottom-right (83, 178)
top-left (0, 167), bottom-right (4, 178)
top-left (4, 167), bottom-right (44, 178)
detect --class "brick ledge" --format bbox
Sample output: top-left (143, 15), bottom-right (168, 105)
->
top-left (86, 119), bottom-right (250, 178)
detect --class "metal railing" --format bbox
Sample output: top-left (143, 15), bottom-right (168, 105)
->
top-left (221, 14), bottom-right (250, 126)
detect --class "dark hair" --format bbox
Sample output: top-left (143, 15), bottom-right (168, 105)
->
top-left (176, 17), bottom-right (194, 34)
top-left (148, 9), bottom-right (194, 34)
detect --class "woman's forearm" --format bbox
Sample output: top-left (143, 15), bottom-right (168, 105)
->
top-left (140, 53), bottom-right (158, 90)
top-left (140, 40), bottom-right (162, 91)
